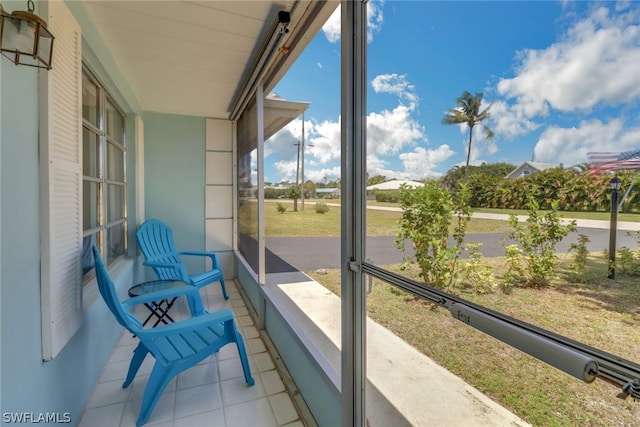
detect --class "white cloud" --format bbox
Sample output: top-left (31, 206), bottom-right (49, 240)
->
top-left (534, 118), bottom-right (640, 166)
top-left (367, 0), bottom-right (384, 42)
top-left (368, 104), bottom-right (425, 157)
top-left (306, 87), bottom-right (426, 165)
top-left (399, 145), bottom-right (455, 179)
top-left (497, 6), bottom-right (640, 117)
top-left (322, 7), bottom-right (341, 43)
top-left (265, 122), bottom-right (298, 159)
top-left (490, 100), bottom-right (541, 139)
top-left (267, 71), bottom-right (459, 182)
top-left (367, 73), bottom-right (423, 156)
top-left (307, 119), bottom-right (342, 162)
top-left (305, 166), bottom-right (341, 184)
top-left (322, 1), bottom-right (385, 43)
top-left (365, 145), bottom-right (455, 181)
top-left (371, 73), bottom-right (418, 106)
top-left (273, 159), bottom-right (299, 183)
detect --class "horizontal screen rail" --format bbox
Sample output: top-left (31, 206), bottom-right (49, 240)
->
top-left (361, 262), bottom-right (640, 401)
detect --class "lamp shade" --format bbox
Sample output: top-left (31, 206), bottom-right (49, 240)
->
top-left (610, 176), bottom-right (621, 190)
top-left (0, 3), bottom-right (54, 70)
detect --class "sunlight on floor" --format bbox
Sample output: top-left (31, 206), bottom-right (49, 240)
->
top-left (79, 281), bottom-right (303, 427)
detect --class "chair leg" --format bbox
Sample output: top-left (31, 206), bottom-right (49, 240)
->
top-left (137, 363), bottom-right (176, 426)
top-left (234, 331), bottom-right (255, 386)
top-left (185, 291), bottom-right (205, 316)
top-left (219, 277), bottom-right (229, 300)
top-left (123, 343), bottom-right (148, 388)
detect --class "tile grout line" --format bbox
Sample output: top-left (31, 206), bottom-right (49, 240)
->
top-left (231, 280), bottom-right (314, 427)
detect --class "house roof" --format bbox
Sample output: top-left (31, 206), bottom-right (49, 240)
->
top-left (79, 1), bottom-right (338, 119)
top-left (506, 162), bottom-right (559, 179)
top-left (366, 180), bottom-right (425, 190)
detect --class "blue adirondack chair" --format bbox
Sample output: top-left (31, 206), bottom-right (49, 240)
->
top-left (136, 218), bottom-right (228, 300)
top-left (92, 246), bottom-right (254, 426)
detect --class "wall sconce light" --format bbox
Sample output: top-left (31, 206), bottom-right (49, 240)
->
top-left (0, 0), bottom-right (54, 70)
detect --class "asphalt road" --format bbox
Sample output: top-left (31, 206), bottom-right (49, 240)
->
top-left (265, 227), bottom-right (639, 272)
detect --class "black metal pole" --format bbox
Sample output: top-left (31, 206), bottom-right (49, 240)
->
top-left (608, 185), bottom-right (618, 280)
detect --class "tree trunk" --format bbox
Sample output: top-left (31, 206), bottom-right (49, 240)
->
top-left (464, 125), bottom-right (474, 181)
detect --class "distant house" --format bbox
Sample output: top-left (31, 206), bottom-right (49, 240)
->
top-left (315, 188), bottom-right (341, 198)
top-left (506, 162), bottom-right (560, 179)
top-left (366, 179), bottom-right (425, 190)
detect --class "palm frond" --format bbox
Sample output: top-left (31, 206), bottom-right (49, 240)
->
top-left (441, 110), bottom-right (468, 125)
top-left (482, 124), bottom-right (494, 139)
top-left (442, 90), bottom-right (495, 177)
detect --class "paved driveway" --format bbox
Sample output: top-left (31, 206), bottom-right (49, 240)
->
top-left (266, 226), bottom-right (639, 272)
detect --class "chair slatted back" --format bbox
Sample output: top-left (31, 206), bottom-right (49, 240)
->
top-left (136, 219), bottom-right (184, 281)
top-left (92, 246), bottom-right (143, 332)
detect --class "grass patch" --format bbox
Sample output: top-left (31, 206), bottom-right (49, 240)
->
top-left (306, 256), bottom-right (640, 426)
top-left (261, 200), bottom-right (635, 238)
top-left (261, 199), bottom-right (510, 236)
top-left (473, 207), bottom-right (640, 223)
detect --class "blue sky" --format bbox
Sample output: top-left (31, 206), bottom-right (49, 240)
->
top-left (266, 1), bottom-right (640, 185)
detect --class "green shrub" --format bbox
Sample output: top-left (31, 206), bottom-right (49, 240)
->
top-left (504, 195), bottom-right (577, 287)
top-left (395, 182), bottom-right (471, 290)
top-left (501, 244), bottom-right (524, 293)
top-left (315, 202), bottom-right (329, 214)
top-left (276, 203), bottom-right (287, 214)
top-left (374, 190), bottom-right (403, 203)
top-left (459, 243), bottom-right (497, 294)
top-left (265, 187), bottom-right (289, 199)
top-left (617, 230), bottom-right (640, 276)
top-left (568, 234), bottom-right (591, 282)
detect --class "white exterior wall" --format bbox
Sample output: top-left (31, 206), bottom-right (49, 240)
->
top-left (205, 119), bottom-right (235, 279)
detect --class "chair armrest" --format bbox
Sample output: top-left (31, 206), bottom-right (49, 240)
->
top-left (123, 285), bottom-right (205, 315)
top-left (135, 308), bottom-right (235, 338)
top-left (179, 251), bottom-right (222, 268)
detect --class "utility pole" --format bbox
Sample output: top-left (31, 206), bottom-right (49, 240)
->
top-left (294, 140), bottom-right (300, 212)
top-left (301, 112), bottom-right (306, 211)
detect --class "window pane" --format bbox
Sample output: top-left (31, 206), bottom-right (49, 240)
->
top-left (83, 127), bottom-right (100, 178)
top-left (107, 184), bottom-right (125, 222)
top-left (107, 142), bottom-right (125, 181)
top-left (82, 71), bottom-right (98, 126)
top-left (82, 65), bottom-right (128, 270)
top-left (236, 97), bottom-right (258, 273)
top-left (81, 233), bottom-right (97, 275)
top-left (106, 223), bottom-right (125, 264)
top-left (83, 181), bottom-right (100, 230)
top-left (360, 2), bottom-right (640, 424)
top-left (106, 97), bottom-right (124, 144)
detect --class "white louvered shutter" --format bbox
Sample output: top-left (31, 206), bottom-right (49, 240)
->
top-left (39, 0), bottom-right (83, 361)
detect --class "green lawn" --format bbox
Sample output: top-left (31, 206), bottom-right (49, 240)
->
top-left (263, 199), bottom-right (511, 236)
top-left (307, 258), bottom-right (640, 427)
top-left (263, 198), bottom-right (640, 426)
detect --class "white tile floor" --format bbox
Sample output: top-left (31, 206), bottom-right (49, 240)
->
top-left (79, 281), bottom-right (304, 427)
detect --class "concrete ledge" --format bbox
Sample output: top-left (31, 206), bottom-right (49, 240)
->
top-left (274, 277), bottom-right (531, 427)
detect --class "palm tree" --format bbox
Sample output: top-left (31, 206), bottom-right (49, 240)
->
top-left (442, 91), bottom-right (494, 180)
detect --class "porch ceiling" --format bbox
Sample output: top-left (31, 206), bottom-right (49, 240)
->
top-left (81, 1), bottom-right (338, 118)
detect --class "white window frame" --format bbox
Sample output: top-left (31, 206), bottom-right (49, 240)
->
top-left (81, 65), bottom-right (127, 283)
